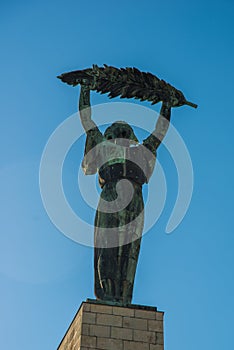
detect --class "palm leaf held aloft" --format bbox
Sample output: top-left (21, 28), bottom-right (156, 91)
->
top-left (57, 64), bottom-right (197, 108)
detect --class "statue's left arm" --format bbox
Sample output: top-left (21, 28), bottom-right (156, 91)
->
top-left (143, 101), bottom-right (171, 154)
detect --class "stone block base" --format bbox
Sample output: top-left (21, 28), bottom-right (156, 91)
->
top-left (58, 300), bottom-right (164, 350)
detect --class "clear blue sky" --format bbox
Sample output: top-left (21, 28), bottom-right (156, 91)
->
top-left (1, 0), bottom-right (234, 349)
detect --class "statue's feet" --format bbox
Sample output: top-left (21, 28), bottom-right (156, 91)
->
top-left (101, 278), bottom-right (115, 301)
top-left (122, 280), bottom-right (133, 305)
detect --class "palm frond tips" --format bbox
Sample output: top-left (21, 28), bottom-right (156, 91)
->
top-left (57, 65), bottom-right (197, 108)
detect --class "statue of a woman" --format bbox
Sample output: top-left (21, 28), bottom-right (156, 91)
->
top-left (78, 85), bottom-right (177, 305)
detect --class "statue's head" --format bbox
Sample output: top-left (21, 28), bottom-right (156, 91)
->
top-left (104, 121), bottom-right (138, 146)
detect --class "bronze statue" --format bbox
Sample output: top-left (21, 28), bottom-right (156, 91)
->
top-left (58, 65), bottom-right (196, 305)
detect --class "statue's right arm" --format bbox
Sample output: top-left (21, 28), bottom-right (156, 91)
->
top-left (79, 85), bottom-right (103, 175)
top-left (79, 85), bottom-right (99, 132)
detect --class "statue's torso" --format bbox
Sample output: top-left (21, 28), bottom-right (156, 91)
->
top-left (97, 141), bottom-right (156, 187)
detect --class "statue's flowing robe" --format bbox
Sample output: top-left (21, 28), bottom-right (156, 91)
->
top-left (82, 126), bottom-right (159, 303)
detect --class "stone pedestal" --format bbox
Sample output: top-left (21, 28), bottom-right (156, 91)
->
top-left (58, 300), bottom-right (164, 350)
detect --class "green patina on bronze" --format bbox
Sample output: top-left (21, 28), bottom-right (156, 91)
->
top-left (58, 66), bottom-right (197, 305)
top-left (58, 64), bottom-right (197, 108)
top-left (82, 118), bottom-right (157, 305)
